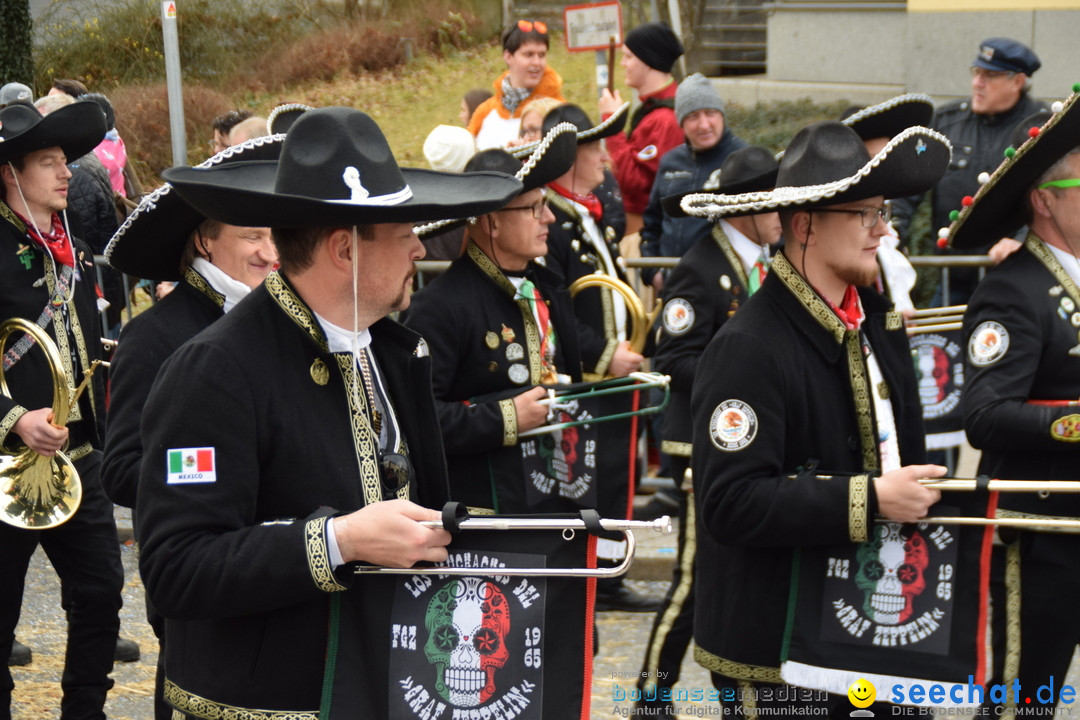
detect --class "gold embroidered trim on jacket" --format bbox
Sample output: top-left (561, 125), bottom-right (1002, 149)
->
top-left (661, 440), bottom-right (692, 457)
top-left (1027, 233), bottom-right (1080, 307)
top-left (1002, 540), bottom-right (1021, 718)
top-left (164, 678), bottom-right (318, 719)
top-left (468, 242), bottom-right (543, 383)
top-left (771, 252), bottom-right (846, 344)
top-left (845, 332), bottom-right (879, 473)
top-left (713, 224), bottom-right (749, 291)
top-left (693, 645), bottom-right (782, 683)
top-left (848, 474), bottom-right (869, 542)
top-left (267, 272), bottom-right (329, 353)
top-left (333, 355), bottom-right (382, 507)
top-left (185, 266), bottom-right (226, 308)
top-left (68, 441), bottom-right (92, 461)
top-left (594, 338), bottom-right (617, 378)
top-left (41, 253), bottom-right (83, 424)
top-left (305, 516), bottom-right (347, 593)
top-left (499, 398), bottom-right (518, 447)
top-left (885, 311), bottom-right (903, 331)
top-left (0, 406), bottom-right (27, 450)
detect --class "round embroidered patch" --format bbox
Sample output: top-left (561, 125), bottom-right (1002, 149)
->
top-left (968, 321), bottom-right (1009, 367)
top-left (1051, 414), bottom-right (1080, 442)
top-left (709, 399), bottom-right (758, 452)
top-left (662, 298), bottom-right (695, 336)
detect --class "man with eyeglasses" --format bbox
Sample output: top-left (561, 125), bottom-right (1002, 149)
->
top-left (891, 38), bottom-right (1046, 304)
top-left (684, 121), bottom-right (951, 712)
top-left (468, 20), bottom-right (565, 150)
top-left (403, 126), bottom-right (585, 513)
top-left (949, 93), bottom-right (1080, 708)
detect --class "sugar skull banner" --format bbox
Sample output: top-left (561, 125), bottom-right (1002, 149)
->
top-left (909, 330), bottom-right (966, 447)
top-left (387, 523), bottom-right (597, 720)
top-left (781, 495), bottom-right (996, 707)
top-left (519, 397), bottom-right (598, 511)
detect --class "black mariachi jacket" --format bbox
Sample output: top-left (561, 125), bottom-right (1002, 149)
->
top-left (542, 190), bottom-right (631, 377)
top-left (963, 236), bottom-right (1080, 519)
top-left (402, 242), bottom-right (583, 512)
top-left (654, 224), bottom-right (749, 457)
top-left (103, 268), bottom-right (226, 508)
top-left (0, 202), bottom-right (105, 453)
top-left (136, 272), bottom-right (449, 718)
top-left (691, 251), bottom-right (925, 678)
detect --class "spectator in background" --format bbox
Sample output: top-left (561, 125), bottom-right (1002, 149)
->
top-left (420, 124), bottom-right (477, 260)
top-left (468, 20), bottom-right (565, 150)
top-left (460, 87), bottom-right (493, 127)
top-left (82, 92), bottom-right (130, 198)
top-left (0, 82), bottom-right (33, 108)
top-left (639, 73), bottom-right (745, 293)
top-left (48, 77), bottom-right (89, 99)
top-left (599, 22), bottom-right (685, 234)
top-left (210, 109), bottom-right (253, 155)
top-left (228, 116), bottom-right (269, 146)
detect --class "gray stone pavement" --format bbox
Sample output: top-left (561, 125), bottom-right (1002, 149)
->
top-left (8, 497), bottom-right (1079, 719)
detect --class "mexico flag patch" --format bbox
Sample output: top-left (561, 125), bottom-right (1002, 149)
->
top-left (166, 447), bottom-right (217, 484)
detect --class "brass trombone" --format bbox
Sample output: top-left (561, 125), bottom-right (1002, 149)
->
top-left (907, 305), bottom-right (966, 335)
top-left (568, 273), bottom-right (660, 355)
top-left (0, 318), bottom-right (83, 529)
top-left (355, 515), bottom-right (673, 577)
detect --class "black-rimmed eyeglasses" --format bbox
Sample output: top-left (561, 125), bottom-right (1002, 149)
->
top-left (813, 205), bottom-right (891, 229)
top-left (499, 199), bottom-right (549, 220)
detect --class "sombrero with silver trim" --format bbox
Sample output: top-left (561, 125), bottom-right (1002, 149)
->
top-left (162, 107), bottom-right (523, 227)
top-left (510, 102), bottom-right (629, 158)
top-left (0, 100), bottom-right (106, 165)
top-left (105, 135), bottom-right (285, 281)
top-left (947, 88), bottom-right (1080, 250)
top-left (840, 93), bottom-right (935, 142)
top-left (267, 103), bottom-right (313, 135)
top-left (662, 145), bottom-right (779, 218)
top-left (416, 122), bottom-right (577, 239)
top-left (680, 121), bottom-right (951, 219)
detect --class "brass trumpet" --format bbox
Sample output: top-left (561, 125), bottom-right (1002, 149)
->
top-left (567, 273), bottom-right (660, 355)
top-left (0, 318), bottom-right (82, 529)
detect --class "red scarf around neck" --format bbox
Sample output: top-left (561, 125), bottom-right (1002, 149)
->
top-left (825, 285), bottom-right (864, 330)
top-left (17, 210), bottom-right (74, 267)
top-left (548, 182), bottom-right (603, 222)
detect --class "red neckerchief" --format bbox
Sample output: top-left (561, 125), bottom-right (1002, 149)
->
top-left (17, 210), bottom-right (74, 267)
top-left (549, 182), bottom-right (603, 222)
top-left (825, 285), bottom-right (864, 330)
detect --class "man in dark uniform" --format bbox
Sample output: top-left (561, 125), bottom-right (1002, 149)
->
top-left (136, 107), bottom-right (522, 718)
top-left (0, 100), bottom-right (126, 718)
top-left (403, 125), bottom-right (585, 513)
top-left (688, 121), bottom-right (950, 713)
top-left (101, 135), bottom-right (280, 719)
top-left (949, 91), bottom-right (1080, 708)
top-left (891, 38), bottom-right (1046, 304)
top-left (639, 72), bottom-right (746, 293)
top-left (540, 104), bottom-right (657, 611)
top-left (634, 146), bottom-right (781, 714)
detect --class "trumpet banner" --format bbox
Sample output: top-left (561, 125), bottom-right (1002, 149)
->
top-left (386, 523), bottom-right (597, 720)
top-left (781, 495), bottom-right (996, 706)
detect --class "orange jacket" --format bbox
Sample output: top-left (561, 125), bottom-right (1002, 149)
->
top-left (467, 66), bottom-right (565, 139)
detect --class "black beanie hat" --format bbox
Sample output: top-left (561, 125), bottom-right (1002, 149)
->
top-left (624, 22), bottom-right (684, 73)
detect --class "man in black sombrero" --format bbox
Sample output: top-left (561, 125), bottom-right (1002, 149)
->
top-left (541, 103), bottom-right (659, 612)
top-left (101, 135), bottom-right (280, 720)
top-left (403, 124), bottom-right (585, 513)
top-left (684, 120), bottom-right (950, 711)
top-left (634, 145), bottom-right (781, 714)
top-left (0, 99), bottom-right (126, 717)
top-left (135, 107), bottom-right (522, 717)
top-left (950, 90), bottom-right (1080, 704)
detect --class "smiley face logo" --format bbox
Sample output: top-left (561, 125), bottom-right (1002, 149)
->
top-left (848, 678), bottom-right (876, 708)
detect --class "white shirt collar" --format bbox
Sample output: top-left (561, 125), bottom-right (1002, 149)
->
top-left (314, 313), bottom-right (372, 355)
top-left (720, 219), bottom-right (768, 272)
top-left (1044, 241), bottom-right (1080, 289)
top-left (191, 257), bottom-right (252, 313)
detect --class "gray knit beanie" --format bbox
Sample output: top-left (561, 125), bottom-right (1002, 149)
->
top-left (675, 73), bottom-right (724, 125)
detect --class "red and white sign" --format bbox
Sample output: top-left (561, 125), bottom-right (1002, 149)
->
top-left (163, 1), bottom-right (177, 19)
top-left (563, 1), bottom-right (622, 52)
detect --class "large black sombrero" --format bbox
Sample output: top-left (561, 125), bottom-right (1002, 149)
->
top-left (679, 121), bottom-right (951, 219)
top-left (0, 101), bottom-right (106, 165)
top-left (510, 102), bottom-right (630, 159)
top-left (162, 107), bottom-right (523, 227)
top-left (947, 88), bottom-right (1080, 250)
top-left (840, 93), bottom-right (935, 142)
top-left (662, 145), bottom-right (780, 218)
top-left (106, 135), bottom-right (285, 281)
top-left (415, 122), bottom-right (577, 239)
